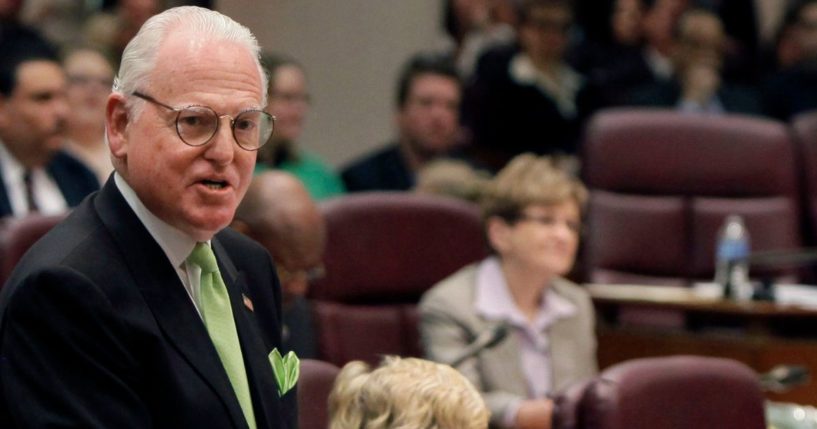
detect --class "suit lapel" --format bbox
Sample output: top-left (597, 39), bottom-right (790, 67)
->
top-left (212, 238), bottom-right (283, 429)
top-left (94, 180), bottom-right (248, 429)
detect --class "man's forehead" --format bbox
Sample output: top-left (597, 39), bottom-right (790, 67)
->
top-left (409, 73), bottom-right (459, 95)
top-left (14, 60), bottom-right (65, 93)
top-left (16, 59), bottom-right (62, 78)
top-left (149, 34), bottom-right (262, 97)
top-left (156, 30), bottom-right (255, 69)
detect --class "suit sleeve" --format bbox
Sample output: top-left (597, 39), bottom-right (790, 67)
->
top-left (0, 268), bottom-right (149, 428)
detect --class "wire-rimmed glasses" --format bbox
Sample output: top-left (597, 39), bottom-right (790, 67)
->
top-left (132, 91), bottom-right (274, 151)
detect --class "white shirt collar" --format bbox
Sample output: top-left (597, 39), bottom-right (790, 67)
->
top-left (644, 46), bottom-right (674, 80)
top-left (114, 172), bottom-right (199, 270)
top-left (0, 141), bottom-right (25, 186)
top-left (509, 53), bottom-right (583, 118)
top-left (0, 140), bottom-right (68, 216)
top-left (475, 256), bottom-right (576, 329)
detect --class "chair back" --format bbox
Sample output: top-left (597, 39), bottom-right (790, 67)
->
top-left (793, 111), bottom-right (817, 248)
top-left (577, 355), bottom-right (766, 429)
top-left (297, 359), bottom-right (340, 429)
top-left (582, 109), bottom-right (802, 285)
top-left (309, 192), bottom-right (487, 366)
top-left (0, 213), bottom-right (66, 287)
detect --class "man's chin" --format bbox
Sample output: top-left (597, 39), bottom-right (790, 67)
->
top-left (415, 143), bottom-right (452, 159)
top-left (177, 213), bottom-right (234, 242)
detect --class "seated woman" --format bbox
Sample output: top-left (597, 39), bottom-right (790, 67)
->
top-left (256, 53), bottom-right (346, 200)
top-left (328, 356), bottom-right (489, 429)
top-left (419, 154), bottom-right (597, 429)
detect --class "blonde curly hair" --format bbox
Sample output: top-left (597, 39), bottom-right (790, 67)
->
top-left (328, 356), bottom-right (489, 429)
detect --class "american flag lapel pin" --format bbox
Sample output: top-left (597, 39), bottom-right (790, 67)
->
top-left (242, 294), bottom-right (254, 312)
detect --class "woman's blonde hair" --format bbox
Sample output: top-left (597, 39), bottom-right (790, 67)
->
top-left (481, 153), bottom-right (587, 223)
top-left (328, 356), bottom-right (489, 429)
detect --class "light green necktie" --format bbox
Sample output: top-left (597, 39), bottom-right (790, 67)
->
top-left (188, 242), bottom-right (256, 429)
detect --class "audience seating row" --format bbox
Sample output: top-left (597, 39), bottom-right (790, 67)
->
top-left (582, 108), bottom-right (817, 286)
top-left (305, 108), bottom-right (817, 366)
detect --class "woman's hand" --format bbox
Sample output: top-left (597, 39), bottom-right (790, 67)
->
top-left (515, 398), bottom-right (554, 429)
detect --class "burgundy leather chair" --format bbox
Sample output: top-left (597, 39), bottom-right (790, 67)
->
top-left (0, 213), bottom-right (66, 287)
top-left (576, 355), bottom-right (766, 429)
top-left (297, 359), bottom-right (340, 429)
top-left (582, 109), bottom-right (802, 286)
top-left (309, 192), bottom-right (487, 367)
top-left (793, 111), bottom-right (817, 250)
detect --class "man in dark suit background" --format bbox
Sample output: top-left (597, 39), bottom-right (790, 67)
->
top-left (627, 7), bottom-right (762, 115)
top-left (233, 171), bottom-right (326, 360)
top-left (763, 0), bottom-right (817, 121)
top-left (0, 31), bottom-right (99, 217)
top-left (0, 6), bottom-right (296, 428)
top-left (341, 53), bottom-right (463, 192)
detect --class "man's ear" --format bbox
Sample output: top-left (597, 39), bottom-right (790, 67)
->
top-left (106, 93), bottom-right (130, 159)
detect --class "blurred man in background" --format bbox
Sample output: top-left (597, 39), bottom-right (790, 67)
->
top-left (0, 32), bottom-right (98, 217)
top-left (234, 171), bottom-right (325, 358)
top-left (341, 53), bottom-right (462, 192)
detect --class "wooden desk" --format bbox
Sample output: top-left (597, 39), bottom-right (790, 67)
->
top-left (589, 284), bottom-right (817, 405)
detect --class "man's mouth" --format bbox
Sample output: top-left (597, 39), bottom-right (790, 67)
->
top-left (200, 179), bottom-right (228, 190)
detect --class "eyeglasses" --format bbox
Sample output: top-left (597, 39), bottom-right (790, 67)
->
top-left (132, 91), bottom-right (274, 151)
top-left (515, 214), bottom-right (582, 235)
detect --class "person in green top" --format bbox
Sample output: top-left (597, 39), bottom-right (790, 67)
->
top-left (255, 53), bottom-right (345, 200)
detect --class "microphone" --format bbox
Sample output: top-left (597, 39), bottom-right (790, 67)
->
top-left (446, 323), bottom-right (510, 368)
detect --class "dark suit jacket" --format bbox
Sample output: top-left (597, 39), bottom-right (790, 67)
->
top-left (341, 143), bottom-right (414, 192)
top-left (462, 44), bottom-right (600, 171)
top-left (762, 60), bottom-right (817, 121)
top-left (628, 79), bottom-right (763, 116)
top-left (0, 150), bottom-right (100, 217)
top-left (0, 178), bottom-right (296, 428)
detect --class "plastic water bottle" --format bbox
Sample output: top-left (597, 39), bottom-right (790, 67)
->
top-left (714, 215), bottom-right (752, 301)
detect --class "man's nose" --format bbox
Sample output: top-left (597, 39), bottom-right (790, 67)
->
top-left (203, 116), bottom-right (237, 163)
top-left (53, 96), bottom-right (71, 121)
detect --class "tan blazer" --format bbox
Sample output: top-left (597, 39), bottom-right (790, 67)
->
top-left (419, 263), bottom-right (597, 427)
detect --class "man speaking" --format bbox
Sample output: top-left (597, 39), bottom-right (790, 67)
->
top-left (0, 6), bottom-right (296, 428)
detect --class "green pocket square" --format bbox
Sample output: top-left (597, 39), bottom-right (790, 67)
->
top-left (269, 348), bottom-right (299, 396)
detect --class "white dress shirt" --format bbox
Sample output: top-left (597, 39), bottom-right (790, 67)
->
top-left (0, 141), bottom-right (68, 216)
top-left (509, 53), bottom-right (583, 119)
top-left (114, 173), bottom-right (205, 316)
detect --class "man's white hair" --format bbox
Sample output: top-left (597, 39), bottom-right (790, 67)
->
top-left (113, 6), bottom-right (268, 116)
